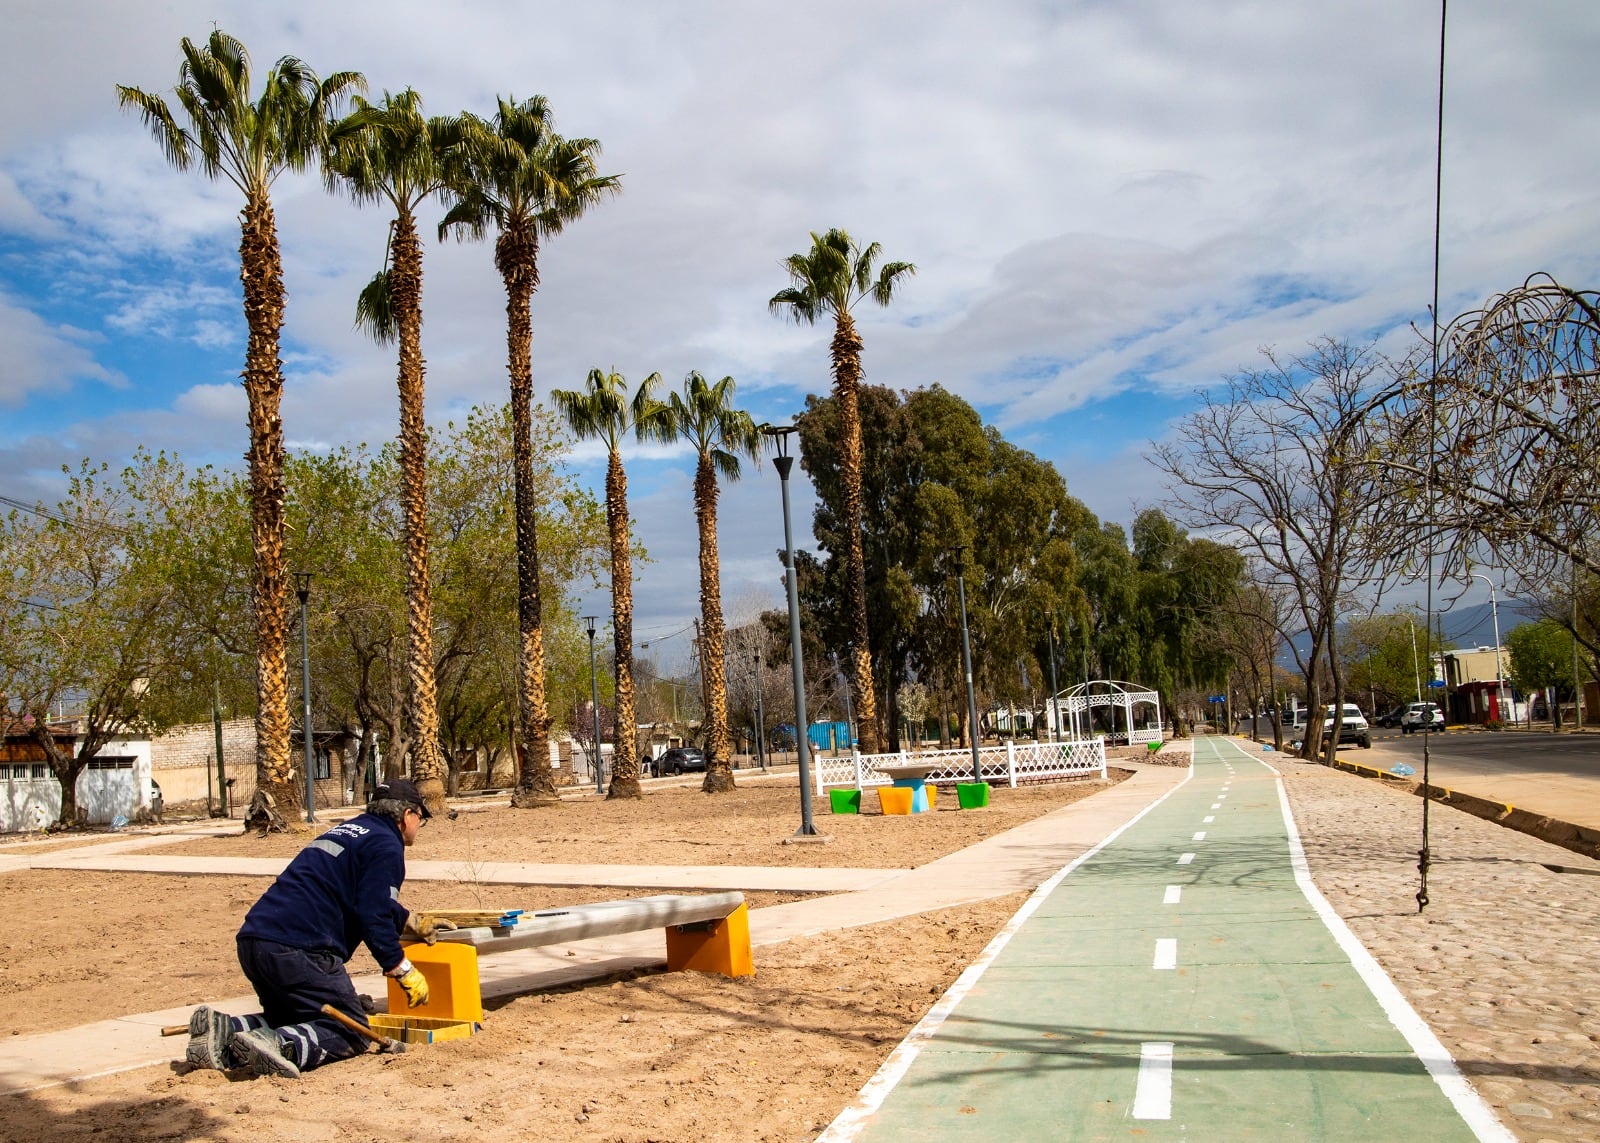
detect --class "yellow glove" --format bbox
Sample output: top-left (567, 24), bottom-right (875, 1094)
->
top-left (388, 959), bottom-right (430, 1008)
top-left (402, 910), bottom-right (458, 946)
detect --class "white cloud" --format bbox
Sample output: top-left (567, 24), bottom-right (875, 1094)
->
top-left (0, 290), bottom-right (118, 406)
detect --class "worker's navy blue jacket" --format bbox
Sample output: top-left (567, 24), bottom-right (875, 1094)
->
top-left (238, 812), bottom-right (409, 973)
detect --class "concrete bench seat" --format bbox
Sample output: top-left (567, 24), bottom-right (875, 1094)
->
top-left (437, 891), bottom-right (747, 954)
top-left (393, 891), bottom-right (753, 1023)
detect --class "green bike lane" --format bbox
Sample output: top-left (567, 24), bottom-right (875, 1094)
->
top-left (821, 738), bottom-right (1511, 1141)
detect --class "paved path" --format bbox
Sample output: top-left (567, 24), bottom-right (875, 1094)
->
top-left (821, 738), bottom-right (1510, 1141)
top-left (0, 764), bottom-right (1183, 1096)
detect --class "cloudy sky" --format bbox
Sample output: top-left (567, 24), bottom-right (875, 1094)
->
top-left (2, 0), bottom-right (1596, 664)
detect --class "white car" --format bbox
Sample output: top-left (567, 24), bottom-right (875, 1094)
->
top-left (1400, 702), bottom-right (1445, 733)
top-left (1321, 703), bottom-right (1372, 748)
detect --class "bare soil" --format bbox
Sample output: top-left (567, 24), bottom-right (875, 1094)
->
top-left (1, 776), bottom-right (1107, 1142)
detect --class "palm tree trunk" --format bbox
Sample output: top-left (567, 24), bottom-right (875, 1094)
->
top-left (391, 211), bottom-right (448, 816)
top-left (497, 228), bottom-right (558, 807)
top-left (240, 190), bottom-right (297, 823)
top-left (605, 448), bottom-right (642, 799)
top-left (694, 456), bottom-right (736, 792)
top-left (831, 312), bottom-right (882, 753)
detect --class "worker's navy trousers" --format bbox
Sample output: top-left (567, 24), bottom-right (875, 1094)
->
top-left (236, 935), bottom-right (368, 1070)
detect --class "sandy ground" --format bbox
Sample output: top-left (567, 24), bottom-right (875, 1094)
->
top-left (5, 752), bottom-right (1599, 1141)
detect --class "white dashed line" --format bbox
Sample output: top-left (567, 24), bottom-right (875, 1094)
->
top-left (1163, 885), bottom-right (1182, 904)
top-left (1132, 1042), bottom-right (1174, 1119)
top-left (1177, 853), bottom-right (1195, 865)
top-left (1153, 938), bottom-right (1177, 970)
top-left (1192, 831), bottom-right (1207, 841)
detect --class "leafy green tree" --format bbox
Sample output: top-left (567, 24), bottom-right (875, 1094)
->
top-left (0, 455), bottom-right (204, 825)
top-left (550, 369), bottom-right (666, 799)
top-left (1509, 618), bottom-right (1578, 728)
top-left (650, 373), bottom-right (762, 791)
top-left (771, 229), bottom-right (915, 753)
top-left (440, 94), bottom-right (620, 808)
top-left (117, 31), bottom-right (364, 823)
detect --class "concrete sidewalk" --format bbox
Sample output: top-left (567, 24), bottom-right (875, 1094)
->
top-left (0, 763), bottom-right (1186, 1096)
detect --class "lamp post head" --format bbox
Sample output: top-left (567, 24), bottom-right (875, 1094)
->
top-left (583, 615), bottom-right (599, 640)
top-left (294, 571), bottom-right (312, 605)
top-left (761, 423), bottom-right (797, 477)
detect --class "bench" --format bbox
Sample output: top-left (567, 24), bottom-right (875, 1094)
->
top-left (390, 891), bottom-right (753, 1022)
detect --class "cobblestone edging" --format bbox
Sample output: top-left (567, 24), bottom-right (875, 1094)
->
top-left (1257, 745), bottom-right (1600, 1141)
top-left (1322, 756), bottom-right (1600, 863)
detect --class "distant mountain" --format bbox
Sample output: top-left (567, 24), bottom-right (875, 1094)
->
top-left (1277, 598), bottom-right (1546, 670)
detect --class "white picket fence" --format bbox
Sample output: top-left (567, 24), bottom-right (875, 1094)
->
top-left (813, 737), bottom-right (1107, 793)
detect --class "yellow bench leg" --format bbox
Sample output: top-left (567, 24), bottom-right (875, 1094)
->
top-left (389, 940), bottom-right (483, 1022)
top-left (664, 903), bottom-right (754, 977)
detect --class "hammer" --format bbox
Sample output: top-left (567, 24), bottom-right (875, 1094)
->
top-left (320, 1003), bottom-right (407, 1054)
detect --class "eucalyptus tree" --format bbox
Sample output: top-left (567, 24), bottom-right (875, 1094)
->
top-left (770, 229), bottom-right (915, 754)
top-left (650, 373), bottom-right (762, 792)
top-left (117, 30), bottom-right (363, 821)
top-left (328, 88), bottom-right (463, 815)
top-left (440, 95), bottom-right (620, 806)
top-left (549, 368), bottom-right (666, 799)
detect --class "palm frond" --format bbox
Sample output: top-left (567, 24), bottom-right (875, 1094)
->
top-left (354, 268), bottom-right (397, 345)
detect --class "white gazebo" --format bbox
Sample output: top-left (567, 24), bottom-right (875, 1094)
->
top-left (1054, 680), bottom-right (1163, 744)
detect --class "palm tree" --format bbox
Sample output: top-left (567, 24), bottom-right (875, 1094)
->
top-left (770, 229), bottom-right (915, 756)
top-left (648, 372), bottom-right (762, 793)
top-left (440, 95), bottom-right (620, 807)
top-left (550, 369), bottom-right (667, 800)
top-left (118, 31), bottom-right (363, 824)
top-left (327, 89), bottom-right (462, 817)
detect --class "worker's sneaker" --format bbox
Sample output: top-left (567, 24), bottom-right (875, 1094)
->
top-left (231, 1028), bottom-right (301, 1079)
top-left (184, 1005), bottom-right (234, 1071)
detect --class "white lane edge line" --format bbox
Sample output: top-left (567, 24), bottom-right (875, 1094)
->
top-left (1177, 852), bottom-right (1195, 865)
top-left (1132, 1041), bottom-right (1174, 1120)
top-left (1153, 938), bottom-right (1177, 970)
top-left (1210, 737), bottom-right (1514, 1143)
top-left (1163, 885), bottom-right (1182, 904)
top-left (814, 739), bottom-right (1199, 1141)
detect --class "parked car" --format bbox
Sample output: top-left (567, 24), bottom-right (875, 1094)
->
top-left (1293, 704), bottom-right (1371, 748)
top-left (1400, 702), bottom-right (1445, 733)
top-left (1375, 704), bottom-right (1408, 728)
top-left (654, 747), bottom-right (706, 776)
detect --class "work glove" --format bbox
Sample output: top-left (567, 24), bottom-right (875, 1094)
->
top-left (402, 910), bottom-right (458, 945)
top-left (388, 958), bottom-right (430, 1008)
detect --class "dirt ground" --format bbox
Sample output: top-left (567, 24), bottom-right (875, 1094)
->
top-left (1, 776), bottom-right (1109, 1142)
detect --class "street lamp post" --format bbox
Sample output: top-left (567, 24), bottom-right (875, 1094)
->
top-left (585, 616), bottom-right (603, 795)
top-left (835, 651), bottom-right (855, 757)
top-left (1046, 622), bottom-right (1061, 744)
top-left (754, 644), bottom-right (766, 771)
top-left (763, 424), bottom-right (818, 837)
top-left (953, 546), bottom-right (982, 784)
top-left (294, 572), bottom-right (315, 824)
top-left (1470, 574), bottom-right (1509, 724)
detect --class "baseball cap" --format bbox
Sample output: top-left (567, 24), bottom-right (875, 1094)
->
top-left (371, 777), bottom-right (431, 819)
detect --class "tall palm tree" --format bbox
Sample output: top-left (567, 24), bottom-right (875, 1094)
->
top-left (440, 95), bottom-right (620, 807)
top-left (770, 229), bottom-right (915, 756)
top-left (118, 31), bottom-right (363, 824)
top-left (550, 369), bottom-right (667, 800)
top-left (327, 89), bottom-right (462, 817)
top-left (648, 372), bottom-right (762, 793)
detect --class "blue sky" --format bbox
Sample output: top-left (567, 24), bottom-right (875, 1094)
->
top-left (3, 1), bottom-right (1598, 667)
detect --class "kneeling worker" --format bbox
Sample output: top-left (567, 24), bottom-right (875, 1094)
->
top-left (186, 778), bottom-right (449, 1077)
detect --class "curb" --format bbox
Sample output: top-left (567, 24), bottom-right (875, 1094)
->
top-left (1323, 757), bottom-right (1600, 862)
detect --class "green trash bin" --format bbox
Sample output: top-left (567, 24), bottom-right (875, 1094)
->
top-left (956, 782), bottom-right (990, 810)
top-left (829, 788), bottom-right (862, 815)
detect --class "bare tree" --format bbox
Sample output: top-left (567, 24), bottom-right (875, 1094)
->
top-left (1379, 274), bottom-right (1600, 596)
top-left (1152, 339), bottom-right (1390, 762)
